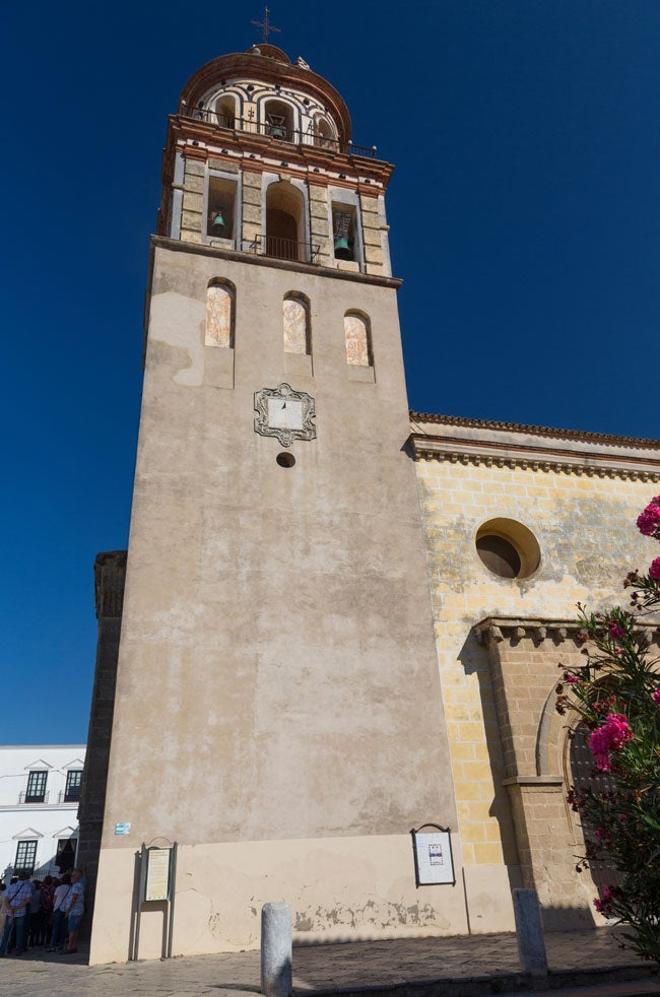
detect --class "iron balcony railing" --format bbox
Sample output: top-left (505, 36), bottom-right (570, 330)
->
top-left (18, 790), bottom-right (50, 805)
top-left (181, 109), bottom-right (378, 159)
top-left (243, 234), bottom-right (320, 264)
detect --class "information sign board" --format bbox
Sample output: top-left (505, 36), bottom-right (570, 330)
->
top-left (411, 825), bottom-right (455, 886)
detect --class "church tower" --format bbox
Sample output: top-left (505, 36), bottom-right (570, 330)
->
top-left (82, 41), bottom-right (464, 963)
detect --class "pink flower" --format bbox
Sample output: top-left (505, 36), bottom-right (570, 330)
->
top-left (608, 621), bottom-right (626, 641)
top-left (595, 827), bottom-right (607, 841)
top-left (589, 713), bottom-right (633, 771)
top-left (594, 886), bottom-right (614, 915)
top-left (650, 558), bottom-right (660, 581)
top-left (564, 671), bottom-right (581, 685)
top-left (652, 688), bottom-right (660, 705)
top-left (637, 499), bottom-right (660, 537)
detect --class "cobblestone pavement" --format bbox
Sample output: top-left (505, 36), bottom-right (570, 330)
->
top-left (0, 928), bottom-right (657, 997)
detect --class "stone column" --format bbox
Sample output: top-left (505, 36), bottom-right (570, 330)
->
top-left (77, 550), bottom-right (127, 920)
top-left (241, 170), bottom-right (263, 251)
top-left (359, 193), bottom-right (385, 275)
top-left (478, 620), bottom-right (595, 928)
top-left (180, 154), bottom-right (206, 244)
top-left (308, 182), bottom-right (331, 267)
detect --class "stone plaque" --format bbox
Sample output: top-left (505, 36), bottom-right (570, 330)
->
top-left (254, 383), bottom-right (316, 448)
top-left (145, 847), bottom-right (171, 902)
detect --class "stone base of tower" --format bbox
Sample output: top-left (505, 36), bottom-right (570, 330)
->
top-left (88, 833), bottom-right (499, 964)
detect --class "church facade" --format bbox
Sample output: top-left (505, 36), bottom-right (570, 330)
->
top-left (78, 43), bottom-right (660, 964)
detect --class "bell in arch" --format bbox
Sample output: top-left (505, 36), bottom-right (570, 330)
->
top-left (210, 208), bottom-right (226, 234)
top-left (268, 114), bottom-right (287, 140)
top-left (333, 210), bottom-right (353, 260)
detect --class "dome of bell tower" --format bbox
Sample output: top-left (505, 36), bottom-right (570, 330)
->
top-left (177, 44), bottom-right (352, 147)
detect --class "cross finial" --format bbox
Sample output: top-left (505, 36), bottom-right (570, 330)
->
top-left (251, 7), bottom-right (281, 44)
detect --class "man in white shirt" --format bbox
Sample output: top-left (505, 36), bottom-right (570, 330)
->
top-left (60, 869), bottom-right (85, 955)
top-left (0, 872), bottom-right (33, 956)
top-left (47, 875), bottom-right (72, 952)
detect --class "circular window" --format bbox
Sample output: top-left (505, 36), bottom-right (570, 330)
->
top-left (276, 452), bottom-right (296, 468)
top-left (476, 518), bottom-right (540, 579)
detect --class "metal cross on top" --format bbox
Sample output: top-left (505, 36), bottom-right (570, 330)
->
top-left (251, 7), bottom-right (281, 44)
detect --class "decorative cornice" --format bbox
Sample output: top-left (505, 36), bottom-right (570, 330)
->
top-left (474, 616), bottom-right (660, 646)
top-left (151, 236), bottom-right (402, 288)
top-left (168, 117), bottom-right (394, 188)
top-left (410, 412), bottom-right (660, 451)
top-left (409, 433), bottom-right (660, 482)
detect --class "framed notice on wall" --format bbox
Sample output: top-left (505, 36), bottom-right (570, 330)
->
top-left (411, 824), bottom-right (456, 887)
top-left (144, 847), bottom-right (172, 902)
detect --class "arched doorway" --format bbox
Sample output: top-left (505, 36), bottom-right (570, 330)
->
top-left (265, 181), bottom-right (306, 261)
top-left (569, 722), bottom-right (621, 905)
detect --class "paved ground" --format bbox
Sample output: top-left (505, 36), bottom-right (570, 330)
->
top-left (0, 927), bottom-right (657, 997)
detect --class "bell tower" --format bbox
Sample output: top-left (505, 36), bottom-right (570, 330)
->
top-left (85, 42), bottom-right (464, 964)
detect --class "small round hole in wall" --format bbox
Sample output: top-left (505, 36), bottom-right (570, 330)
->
top-left (276, 452), bottom-right (296, 468)
top-left (475, 518), bottom-right (540, 579)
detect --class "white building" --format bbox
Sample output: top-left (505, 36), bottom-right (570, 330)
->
top-left (0, 745), bottom-right (86, 881)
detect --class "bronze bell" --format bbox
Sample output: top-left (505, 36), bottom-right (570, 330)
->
top-left (210, 209), bottom-right (226, 234)
top-left (334, 235), bottom-right (352, 260)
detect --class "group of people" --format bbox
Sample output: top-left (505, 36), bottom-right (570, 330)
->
top-left (0, 868), bottom-right (85, 957)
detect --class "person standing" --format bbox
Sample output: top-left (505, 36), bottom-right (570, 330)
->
top-left (48, 874), bottom-right (71, 952)
top-left (40, 875), bottom-right (55, 947)
top-left (60, 869), bottom-right (84, 955)
top-left (0, 871), bottom-right (33, 956)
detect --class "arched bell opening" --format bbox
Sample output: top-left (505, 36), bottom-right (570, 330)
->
top-left (264, 99), bottom-right (295, 142)
top-left (315, 117), bottom-right (336, 151)
top-left (214, 94), bottom-right (237, 128)
top-left (265, 181), bottom-right (306, 261)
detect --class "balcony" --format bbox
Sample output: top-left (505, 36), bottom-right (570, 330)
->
top-left (243, 234), bottom-right (320, 264)
top-left (180, 109), bottom-right (378, 159)
top-left (18, 790), bottom-right (49, 805)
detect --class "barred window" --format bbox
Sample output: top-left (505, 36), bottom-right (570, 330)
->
top-left (25, 770), bottom-right (47, 803)
top-left (64, 770), bottom-right (82, 803)
top-left (15, 840), bottom-right (37, 872)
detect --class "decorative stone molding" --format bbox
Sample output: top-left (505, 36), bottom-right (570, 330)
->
top-left (474, 616), bottom-right (660, 647)
top-left (254, 382), bottom-right (316, 448)
top-left (409, 433), bottom-right (660, 482)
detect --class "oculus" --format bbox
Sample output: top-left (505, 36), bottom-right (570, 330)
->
top-left (254, 382), bottom-right (316, 448)
top-left (475, 518), bottom-right (540, 580)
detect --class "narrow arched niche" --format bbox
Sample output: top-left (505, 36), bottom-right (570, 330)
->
top-left (283, 293), bottom-right (310, 354)
top-left (205, 280), bottom-right (235, 348)
top-left (344, 311), bottom-right (372, 367)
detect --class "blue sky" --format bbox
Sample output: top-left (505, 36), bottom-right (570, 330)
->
top-left (2, 1), bottom-right (659, 743)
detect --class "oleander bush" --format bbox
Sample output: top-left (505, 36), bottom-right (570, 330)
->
top-left (556, 496), bottom-right (660, 963)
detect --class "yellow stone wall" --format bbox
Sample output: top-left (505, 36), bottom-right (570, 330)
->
top-left (414, 455), bottom-right (656, 874)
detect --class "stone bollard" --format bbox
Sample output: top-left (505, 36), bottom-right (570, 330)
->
top-left (512, 889), bottom-right (548, 981)
top-left (261, 902), bottom-right (292, 997)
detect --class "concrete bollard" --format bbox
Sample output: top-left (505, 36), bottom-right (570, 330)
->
top-left (261, 902), bottom-right (292, 997)
top-left (512, 888), bottom-right (548, 980)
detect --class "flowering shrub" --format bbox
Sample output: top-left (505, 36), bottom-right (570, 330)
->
top-left (557, 496), bottom-right (660, 963)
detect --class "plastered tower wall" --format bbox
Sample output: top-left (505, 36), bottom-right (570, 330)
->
top-left (411, 416), bottom-right (660, 932)
top-left (87, 240), bottom-right (464, 962)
